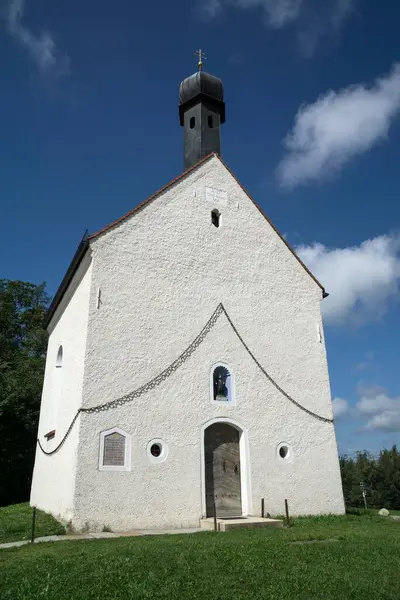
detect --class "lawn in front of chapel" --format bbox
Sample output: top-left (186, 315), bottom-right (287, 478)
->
top-left (1, 514), bottom-right (400, 600)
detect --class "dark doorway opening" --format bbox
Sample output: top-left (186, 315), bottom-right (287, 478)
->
top-left (204, 423), bottom-right (242, 518)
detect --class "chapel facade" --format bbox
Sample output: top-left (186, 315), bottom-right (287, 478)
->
top-left (30, 61), bottom-right (345, 531)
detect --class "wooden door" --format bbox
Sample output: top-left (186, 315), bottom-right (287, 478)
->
top-left (205, 423), bottom-right (242, 518)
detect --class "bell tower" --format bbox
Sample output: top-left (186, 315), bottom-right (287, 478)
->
top-left (179, 50), bottom-right (225, 170)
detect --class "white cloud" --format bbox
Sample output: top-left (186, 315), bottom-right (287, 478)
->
top-left (331, 385), bottom-right (400, 433)
top-left (200, 0), bottom-right (303, 26)
top-left (236, 0), bottom-right (303, 28)
top-left (354, 350), bottom-right (374, 373)
top-left (297, 0), bottom-right (355, 57)
top-left (332, 397), bottom-right (349, 418)
top-left (331, 0), bottom-right (354, 29)
top-left (297, 234), bottom-right (400, 325)
top-left (278, 64), bottom-right (400, 188)
top-left (357, 394), bottom-right (399, 416)
top-left (6, 0), bottom-right (69, 76)
top-left (355, 388), bottom-right (400, 432)
top-left (364, 411), bottom-right (400, 432)
top-left (199, 0), bottom-right (354, 53)
top-left (202, 0), bottom-right (223, 17)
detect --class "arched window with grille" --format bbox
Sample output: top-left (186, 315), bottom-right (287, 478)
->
top-left (211, 364), bottom-right (235, 404)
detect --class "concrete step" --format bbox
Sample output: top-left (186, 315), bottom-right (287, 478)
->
top-left (200, 516), bottom-right (283, 531)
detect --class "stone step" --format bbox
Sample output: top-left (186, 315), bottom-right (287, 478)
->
top-left (200, 516), bottom-right (283, 531)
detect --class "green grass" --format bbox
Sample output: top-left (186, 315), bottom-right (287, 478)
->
top-left (1, 515), bottom-right (400, 600)
top-left (347, 506), bottom-right (400, 516)
top-left (0, 503), bottom-right (65, 544)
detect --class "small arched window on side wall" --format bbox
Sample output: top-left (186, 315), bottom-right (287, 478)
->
top-left (190, 116), bottom-right (196, 129)
top-left (208, 115), bottom-right (214, 128)
top-left (211, 364), bottom-right (235, 404)
top-left (56, 345), bottom-right (63, 368)
top-left (211, 209), bottom-right (220, 228)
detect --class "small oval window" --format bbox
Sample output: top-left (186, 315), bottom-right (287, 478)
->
top-left (190, 116), bottom-right (195, 129)
top-left (147, 439), bottom-right (168, 463)
top-left (208, 115), bottom-right (213, 128)
top-left (277, 443), bottom-right (292, 462)
top-left (279, 446), bottom-right (288, 459)
top-left (151, 444), bottom-right (162, 457)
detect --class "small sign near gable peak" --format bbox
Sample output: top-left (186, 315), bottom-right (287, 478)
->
top-left (205, 186), bottom-right (228, 207)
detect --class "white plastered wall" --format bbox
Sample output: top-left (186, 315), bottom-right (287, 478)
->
top-left (30, 254), bottom-right (93, 522)
top-left (71, 155), bottom-right (344, 529)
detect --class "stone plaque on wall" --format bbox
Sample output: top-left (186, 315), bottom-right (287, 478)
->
top-left (103, 432), bottom-right (125, 467)
top-left (205, 186), bottom-right (228, 207)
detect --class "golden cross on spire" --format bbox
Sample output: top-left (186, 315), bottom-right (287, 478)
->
top-left (194, 48), bottom-right (207, 71)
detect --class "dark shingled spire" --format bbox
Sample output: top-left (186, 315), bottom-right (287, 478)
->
top-left (179, 64), bottom-right (225, 170)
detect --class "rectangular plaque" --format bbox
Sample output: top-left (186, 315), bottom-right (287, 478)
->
top-left (205, 186), bottom-right (228, 207)
top-left (103, 432), bottom-right (125, 467)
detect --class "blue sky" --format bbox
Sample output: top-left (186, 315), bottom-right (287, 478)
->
top-left (1, 0), bottom-right (400, 455)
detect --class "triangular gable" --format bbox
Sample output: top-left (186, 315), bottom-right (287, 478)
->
top-left (89, 153), bottom-right (326, 297)
top-left (46, 154), bottom-right (326, 327)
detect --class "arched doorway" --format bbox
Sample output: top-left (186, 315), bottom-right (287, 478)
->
top-left (204, 422), bottom-right (242, 517)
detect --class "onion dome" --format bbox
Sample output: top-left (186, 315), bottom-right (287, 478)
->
top-left (179, 71), bottom-right (225, 125)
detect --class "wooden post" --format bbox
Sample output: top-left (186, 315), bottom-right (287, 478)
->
top-left (284, 499), bottom-right (290, 527)
top-left (261, 498), bottom-right (265, 518)
top-left (31, 507), bottom-right (36, 543)
top-left (213, 500), bottom-right (218, 532)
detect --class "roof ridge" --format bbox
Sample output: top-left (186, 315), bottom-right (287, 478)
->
top-left (213, 155), bottom-right (326, 296)
top-left (46, 153), bottom-right (326, 328)
top-left (88, 153), bottom-right (326, 295)
top-left (88, 153), bottom-right (217, 241)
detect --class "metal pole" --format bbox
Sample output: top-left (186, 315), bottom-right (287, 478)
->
top-left (360, 481), bottom-right (368, 510)
top-left (213, 500), bottom-right (218, 532)
top-left (284, 499), bottom-right (290, 527)
top-left (31, 507), bottom-right (36, 544)
top-left (261, 498), bottom-right (265, 518)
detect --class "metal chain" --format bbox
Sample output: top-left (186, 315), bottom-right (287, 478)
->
top-left (37, 304), bottom-right (223, 455)
top-left (36, 411), bottom-right (81, 456)
top-left (221, 306), bottom-right (333, 424)
top-left (80, 304), bottom-right (224, 414)
top-left (37, 302), bottom-right (332, 456)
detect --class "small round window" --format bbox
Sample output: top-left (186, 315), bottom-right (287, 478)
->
top-left (147, 439), bottom-right (168, 463)
top-left (151, 444), bottom-right (161, 457)
top-left (277, 443), bottom-right (292, 462)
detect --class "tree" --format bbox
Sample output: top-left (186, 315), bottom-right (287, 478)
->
top-left (0, 280), bottom-right (49, 506)
top-left (340, 447), bottom-right (400, 510)
top-left (375, 446), bottom-right (400, 509)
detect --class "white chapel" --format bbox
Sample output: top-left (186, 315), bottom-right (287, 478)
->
top-left (30, 60), bottom-right (345, 531)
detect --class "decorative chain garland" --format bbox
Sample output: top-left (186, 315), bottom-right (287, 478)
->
top-left (82, 304), bottom-right (223, 414)
top-left (37, 303), bottom-right (333, 456)
top-left (221, 306), bottom-right (333, 424)
top-left (37, 412), bottom-right (81, 456)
